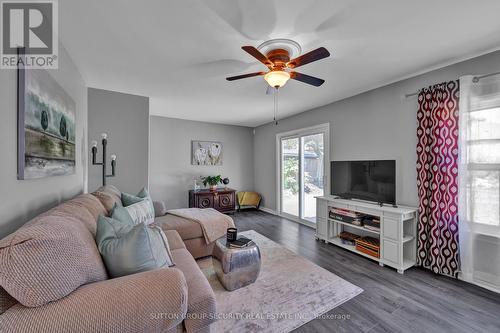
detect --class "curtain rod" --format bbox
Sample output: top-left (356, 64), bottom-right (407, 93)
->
top-left (472, 71), bottom-right (500, 83)
top-left (404, 91), bottom-right (419, 98)
top-left (404, 71), bottom-right (500, 98)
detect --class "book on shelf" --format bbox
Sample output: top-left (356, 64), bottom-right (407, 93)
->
top-left (364, 225), bottom-right (380, 232)
top-left (330, 213), bottom-right (365, 226)
top-left (339, 231), bottom-right (360, 246)
top-left (363, 218), bottom-right (380, 226)
top-left (330, 208), bottom-right (364, 218)
top-left (351, 219), bottom-right (363, 226)
top-left (355, 237), bottom-right (380, 258)
top-left (329, 208), bottom-right (368, 226)
top-left (330, 213), bottom-right (354, 222)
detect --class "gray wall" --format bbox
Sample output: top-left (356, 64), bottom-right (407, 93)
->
top-left (0, 45), bottom-right (88, 238)
top-left (87, 88), bottom-right (149, 194)
top-left (254, 50), bottom-right (500, 210)
top-left (150, 116), bottom-right (254, 209)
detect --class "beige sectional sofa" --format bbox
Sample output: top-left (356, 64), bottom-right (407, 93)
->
top-left (156, 214), bottom-right (215, 259)
top-left (0, 187), bottom-right (219, 333)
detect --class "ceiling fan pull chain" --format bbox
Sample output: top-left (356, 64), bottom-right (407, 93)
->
top-left (273, 87), bottom-right (279, 126)
top-left (273, 91), bottom-right (276, 123)
top-left (275, 87), bottom-right (279, 125)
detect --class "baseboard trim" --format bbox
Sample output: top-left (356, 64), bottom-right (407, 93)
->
top-left (458, 273), bottom-right (500, 294)
top-left (259, 207), bottom-right (278, 215)
top-left (259, 208), bottom-right (316, 229)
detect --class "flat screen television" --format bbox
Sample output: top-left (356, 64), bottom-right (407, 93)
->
top-left (331, 160), bottom-right (396, 205)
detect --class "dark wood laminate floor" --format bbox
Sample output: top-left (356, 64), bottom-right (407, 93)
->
top-left (232, 210), bottom-right (500, 333)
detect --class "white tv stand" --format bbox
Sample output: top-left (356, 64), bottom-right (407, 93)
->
top-left (315, 196), bottom-right (417, 274)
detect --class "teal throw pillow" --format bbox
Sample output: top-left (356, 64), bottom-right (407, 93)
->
top-left (111, 204), bottom-right (136, 225)
top-left (121, 187), bottom-right (151, 206)
top-left (96, 215), bottom-right (174, 278)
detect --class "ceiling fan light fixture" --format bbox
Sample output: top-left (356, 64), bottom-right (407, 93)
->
top-left (264, 70), bottom-right (290, 88)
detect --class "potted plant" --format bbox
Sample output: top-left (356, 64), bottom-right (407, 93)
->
top-left (202, 175), bottom-right (222, 191)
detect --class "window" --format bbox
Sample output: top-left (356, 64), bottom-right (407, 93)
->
top-left (465, 107), bottom-right (500, 227)
top-left (459, 75), bottom-right (500, 292)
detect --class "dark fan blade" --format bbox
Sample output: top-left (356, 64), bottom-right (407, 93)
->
top-left (290, 72), bottom-right (325, 87)
top-left (242, 46), bottom-right (273, 67)
top-left (287, 47), bottom-right (330, 68)
top-left (226, 72), bottom-right (265, 81)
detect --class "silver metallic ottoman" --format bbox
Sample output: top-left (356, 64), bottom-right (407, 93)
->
top-left (212, 237), bottom-right (261, 291)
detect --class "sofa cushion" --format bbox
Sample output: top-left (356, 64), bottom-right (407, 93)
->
top-left (0, 268), bottom-right (188, 333)
top-left (36, 194), bottom-right (107, 236)
top-left (92, 185), bottom-right (122, 214)
top-left (156, 214), bottom-right (203, 240)
top-left (96, 216), bottom-right (174, 278)
top-left (165, 230), bottom-right (186, 251)
top-left (92, 189), bottom-right (122, 215)
top-left (0, 217), bottom-right (107, 307)
top-left (183, 238), bottom-right (215, 259)
top-left (171, 248), bottom-right (216, 332)
top-left (100, 185), bottom-right (122, 198)
top-left (153, 200), bottom-right (168, 217)
top-left (0, 287), bottom-right (17, 314)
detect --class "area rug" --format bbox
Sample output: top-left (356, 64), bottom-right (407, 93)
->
top-left (197, 230), bottom-right (363, 332)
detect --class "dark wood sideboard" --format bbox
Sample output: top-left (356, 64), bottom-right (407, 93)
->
top-left (189, 188), bottom-right (236, 214)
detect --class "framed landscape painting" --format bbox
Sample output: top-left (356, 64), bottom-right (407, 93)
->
top-left (192, 141), bottom-right (223, 165)
top-left (18, 67), bottom-right (76, 179)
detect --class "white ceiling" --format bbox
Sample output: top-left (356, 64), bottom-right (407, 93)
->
top-left (60, 0), bottom-right (500, 127)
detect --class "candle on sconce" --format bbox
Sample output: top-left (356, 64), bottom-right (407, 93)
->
top-left (110, 154), bottom-right (117, 176)
top-left (91, 141), bottom-right (98, 164)
top-left (101, 133), bottom-right (108, 140)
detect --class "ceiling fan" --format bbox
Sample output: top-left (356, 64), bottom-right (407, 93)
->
top-left (226, 45), bottom-right (330, 89)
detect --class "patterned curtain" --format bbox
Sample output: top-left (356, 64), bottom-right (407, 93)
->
top-left (416, 80), bottom-right (460, 277)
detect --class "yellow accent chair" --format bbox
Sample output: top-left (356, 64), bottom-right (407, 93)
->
top-left (236, 191), bottom-right (262, 211)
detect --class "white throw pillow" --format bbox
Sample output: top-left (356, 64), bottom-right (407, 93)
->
top-left (124, 200), bottom-right (155, 225)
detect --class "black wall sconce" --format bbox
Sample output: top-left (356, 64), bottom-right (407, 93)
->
top-left (91, 133), bottom-right (116, 186)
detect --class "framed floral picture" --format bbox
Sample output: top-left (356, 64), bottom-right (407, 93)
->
top-left (191, 141), bottom-right (223, 166)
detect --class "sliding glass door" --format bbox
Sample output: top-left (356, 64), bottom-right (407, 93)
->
top-left (278, 125), bottom-right (329, 226)
top-left (281, 137), bottom-right (300, 216)
top-left (302, 133), bottom-right (325, 222)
